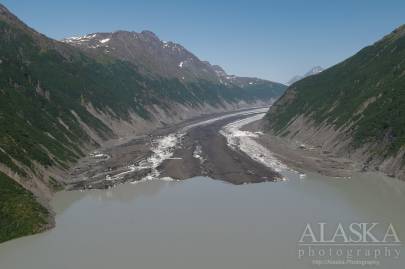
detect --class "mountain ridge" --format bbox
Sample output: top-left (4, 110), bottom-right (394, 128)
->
top-left (61, 30), bottom-right (283, 90)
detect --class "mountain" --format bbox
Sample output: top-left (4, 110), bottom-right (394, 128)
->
top-left (265, 25), bottom-right (405, 179)
top-left (287, 66), bottom-right (324, 85)
top-left (0, 4), bottom-right (286, 242)
top-left (62, 31), bottom-right (284, 91)
top-left (62, 31), bottom-right (219, 83)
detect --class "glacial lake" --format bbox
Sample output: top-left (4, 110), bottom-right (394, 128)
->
top-left (1, 172), bottom-right (405, 268)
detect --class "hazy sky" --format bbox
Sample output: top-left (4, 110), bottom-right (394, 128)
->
top-left (3, 0), bottom-right (404, 83)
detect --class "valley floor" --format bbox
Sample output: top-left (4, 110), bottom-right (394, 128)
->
top-left (67, 107), bottom-right (282, 190)
top-left (159, 113), bottom-right (282, 183)
top-left (67, 105), bottom-right (362, 192)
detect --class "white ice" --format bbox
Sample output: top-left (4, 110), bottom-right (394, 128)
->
top-left (100, 38), bottom-right (110, 43)
top-left (220, 113), bottom-right (302, 180)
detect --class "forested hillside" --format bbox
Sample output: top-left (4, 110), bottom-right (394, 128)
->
top-left (266, 25), bottom-right (405, 177)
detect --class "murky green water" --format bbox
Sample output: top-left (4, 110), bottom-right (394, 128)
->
top-left (1, 172), bottom-right (404, 268)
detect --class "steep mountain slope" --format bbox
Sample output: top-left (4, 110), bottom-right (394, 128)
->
top-left (287, 66), bottom-right (324, 85)
top-left (0, 4), bottom-right (286, 242)
top-left (0, 171), bottom-right (50, 243)
top-left (265, 25), bottom-right (405, 179)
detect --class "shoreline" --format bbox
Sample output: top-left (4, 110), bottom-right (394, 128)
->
top-left (242, 120), bottom-right (359, 179)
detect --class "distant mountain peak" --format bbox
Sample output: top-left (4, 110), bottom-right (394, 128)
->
top-left (304, 66), bottom-right (324, 77)
top-left (287, 66), bottom-right (324, 85)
